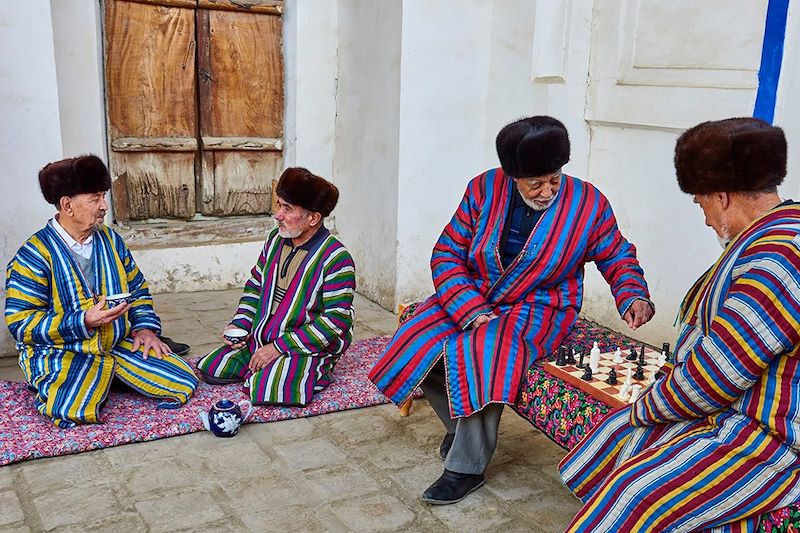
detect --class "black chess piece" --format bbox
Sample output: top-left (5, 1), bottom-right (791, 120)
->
top-left (626, 346), bottom-right (638, 361)
top-left (634, 361), bottom-right (646, 380)
top-left (662, 342), bottom-right (671, 362)
top-left (568, 345), bottom-right (577, 365)
top-left (581, 365), bottom-right (593, 381)
top-left (606, 368), bottom-right (618, 385)
top-left (556, 346), bottom-right (567, 366)
top-left (639, 345), bottom-right (646, 366)
top-left (578, 349), bottom-right (586, 369)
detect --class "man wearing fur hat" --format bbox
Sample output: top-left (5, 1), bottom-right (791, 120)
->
top-left (5, 155), bottom-right (198, 428)
top-left (197, 168), bottom-right (355, 407)
top-left (560, 117), bottom-right (800, 532)
top-left (370, 116), bottom-right (654, 504)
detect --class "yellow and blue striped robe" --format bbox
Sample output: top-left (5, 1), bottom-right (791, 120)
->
top-left (5, 222), bottom-right (197, 428)
top-left (559, 203), bottom-right (800, 532)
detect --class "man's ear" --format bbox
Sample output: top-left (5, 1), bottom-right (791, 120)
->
top-left (717, 191), bottom-right (731, 210)
top-left (308, 211), bottom-right (322, 227)
top-left (58, 196), bottom-right (72, 214)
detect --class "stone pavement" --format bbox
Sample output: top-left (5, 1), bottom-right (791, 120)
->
top-left (0, 290), bottom-right (581, 532)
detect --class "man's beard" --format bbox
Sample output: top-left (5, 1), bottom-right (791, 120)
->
top-left (278, 226), bottom-right (302, 239)
top-left (715, 222), bottom-right (732, 249)
top-left (522, 195), bottom-right (557, 211)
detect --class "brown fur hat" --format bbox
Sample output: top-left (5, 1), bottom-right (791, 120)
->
top-left (674, 118), bottom-right (786, 194)
top-left (496, 116), bottom-right (570, 178)
top-left (39, 154), bottom-right (111, 206)
top-left (276, 167), bottom-right (339, 217)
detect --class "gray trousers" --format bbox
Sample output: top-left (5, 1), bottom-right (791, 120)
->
top-left (420, 361), bottom-right (504, 475)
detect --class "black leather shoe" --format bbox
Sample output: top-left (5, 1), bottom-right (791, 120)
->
top-left (422, 469), bottom-right (485, 505)
top-left (439, 433), bottom-right (455, 461)
top-left (159, 336), bottom-right (190, 356)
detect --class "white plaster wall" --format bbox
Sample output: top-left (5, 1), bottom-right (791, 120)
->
top-left (774, 1), bottom-right (800, 199)
top-left (0, 2), bottom-right (65, 355)
top-left (393, 0), bottom-right (496, 307)
top-left (50, 0), bottom-right (107, 159)
top-left (333, 0), bottom-right (402, 310)
top-left (283, 0), bottom-right (338, 182)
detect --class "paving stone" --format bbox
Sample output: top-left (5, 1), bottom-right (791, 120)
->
top-left (117, 457), bottom-right (206, 498)
top-left (0, 491), bottom-right (24, 526)
top-left (222, 472), bottom-right (321, 514)
top-left (326, 408), bottom-right (397, 444)
top-left (33, 484), bottom-right (118, 530)
top-left (327, 493), bottom-right (415, 531)
top-left (0, 526), bottom-right (31, 533)
top-left (135, 489), bottom-right (226, 533)
top-left (0, 468), bottom-right (13, 490)
top-left (484, 464), bottom-right (547, 501)
top-left (358, 437), bottom-right (433, 472)
top-left (514, 491), bottom-right (582, 533)
top-left (303, 463), bottom-right (384, 502)
top-left (52, 512), bottom-right (147, 533)
top-left (102, 436), bottom-right (184, 469)
top-left (238, 504), bottom-right (332, 532)
top-left (178, 438), bottom-right (272, 482)
top-left (271, 437), bottom-right (347, 472)
top-left (263, 416), bottom-right (319, 445)
top-left (388, 462), bottom-right (445, 495)
top-left (21, 454), bottom-right (107, 496)
top-left (427, 489), bottom-right (513, 530)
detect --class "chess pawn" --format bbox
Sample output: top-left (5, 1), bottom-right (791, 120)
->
top-left (657, 351), bottom-right (667, 367)
top-left (605, 368), bottom-right (618, 385)
top-left (581, 365), bottom-right (593, 381)
top-left (556, 346), bottom-right (567, 366)
top-left (662, 342), bottom-right (671, 362)
top-left (618, 384), bottom-right (630, 402)
top-left (589, 341), bottom-right (601, 373)
top-left (634, 362), bottom-right (646, 380)
top-left (626, 346), bottom-right (638, 361)
top-left (612, 347), bottom-right (624, 364)
top-left (625, 367), bottom-right (633, 385)
top-left (629, 384), bottom-right (643, 403)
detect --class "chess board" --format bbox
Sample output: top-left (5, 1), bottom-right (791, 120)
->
top-left (543, 347), bottom-right (668, 408)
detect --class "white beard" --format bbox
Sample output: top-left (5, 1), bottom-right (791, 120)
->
top-left (714, 222), bottom-right (732, 249)
top-left (522, 195), bottom-right (557, 211)
top-left (278, 227), bottom-right (302, 239)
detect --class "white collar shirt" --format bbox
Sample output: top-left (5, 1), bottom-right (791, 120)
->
top-left (50, 217), bottom-right (94, 260)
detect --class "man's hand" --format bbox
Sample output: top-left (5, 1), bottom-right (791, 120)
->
top-left (470, 313), bottom-right (497, 329)
top-left (85, 296), bottom-right (130, 329)
top-left (623, 299), bottom-right (655, 330)
top-left (249, 343), bottom-right (281, 372)
top-left (132, 329), bottom-right (170, 360)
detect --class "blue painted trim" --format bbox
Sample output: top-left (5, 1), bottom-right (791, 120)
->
top-left (753, 0), bottom-right (789, 123)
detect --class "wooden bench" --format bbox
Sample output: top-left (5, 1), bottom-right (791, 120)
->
top-left (397, 303), bottom-right (800, 532)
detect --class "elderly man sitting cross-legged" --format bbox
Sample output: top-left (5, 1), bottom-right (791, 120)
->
top-left (4, 155), bottom-right (198, 428)
top-left (560, 118), bottom-right (800, 532)
top-left (197, 168), bottom-right (356, 407)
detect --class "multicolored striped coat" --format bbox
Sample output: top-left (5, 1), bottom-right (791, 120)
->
top-left (197, 227), bottom-right (356, 406)
top-left (369, 168), bottom-right (651, 417)
top-left (559, 203), bottom-right (800, 532)
top-left (5, 222), bottom-right (197, 428)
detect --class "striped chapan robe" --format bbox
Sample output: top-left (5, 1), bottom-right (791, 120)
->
top-left (559, 203), bottom-right (800, 533)
top-left (5, 222), bottom-right (198, 429)
top-left (197, 227), bottom-right (355, 406)
top-left (369, 168), bottom-right (651, 417)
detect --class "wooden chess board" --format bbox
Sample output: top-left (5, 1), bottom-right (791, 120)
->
top-left (543, 347), bottom-right (667, 408)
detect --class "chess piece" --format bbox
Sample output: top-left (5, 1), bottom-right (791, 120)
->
top-left (629, 384), bottom-right (642, 403)
top-left (556, 346), bottom-right (567, 366)
top-left (662, 342), bottom-right (671, 362)
top-left (581, 365), bottom-right (593, 381)
top-left (657, 351), bottom-right (667, 367)
top-left (619, 380), bottom-right (630, 398)
top-left (612, 347), bottom-right (624, 364)
top-left (568, 346), bottom-right (577, 365)
top-left (638, 345), bottom-right (646, 366)
top-left (625, 367), bottom-right (633, 385)
top-left (605, 368), bottom-right (618, 385)
top-left (634, 361), bottom-right (646, 380)
top-left (578, 349), bottom-right (586, 369)
top-left (626, 346), bottom-right (638, 361)
top-left (647, 371), bottom-right (656, 386)
top-left (589, 341), bottom-right (601, 373)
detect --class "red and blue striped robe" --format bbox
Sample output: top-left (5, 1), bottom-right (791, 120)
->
top-left (559, 203), bottom-right (800, 533)
top-left (369, 168), bottom-right (651, 417)
top-left (197, 227), bottom-right (356, 406)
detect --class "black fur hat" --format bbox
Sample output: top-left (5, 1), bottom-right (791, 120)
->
top-left (39, 154), bottom-right (111, 206)
top-left (675, 117), bottom-right (786, 194)
top-left (496, 116), bottom-right (570, 178)
top-left (276, 167), bottom-right (339, 217)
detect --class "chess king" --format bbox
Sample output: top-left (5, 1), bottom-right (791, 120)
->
top-left (559, 117), bottom-right (800, 532)
top-left (369, 115), bottom-right (654, 504)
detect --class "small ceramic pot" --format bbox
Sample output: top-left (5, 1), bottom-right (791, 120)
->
top-left (199, 399), bottom-right (254, 438)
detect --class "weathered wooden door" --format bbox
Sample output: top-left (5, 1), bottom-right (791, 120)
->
top-left (104, 0), bottom-right (283, 222)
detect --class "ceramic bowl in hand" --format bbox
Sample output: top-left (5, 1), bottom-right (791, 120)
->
top-left (106, 292), bottom-right (132, 308)
top-left (224, 328), bottom-right (248, 344)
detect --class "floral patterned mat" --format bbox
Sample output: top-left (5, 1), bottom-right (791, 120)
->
top-left (0, 336), bottom-right (396, 466)
top-left (513, 319), bottom-right (799, 533)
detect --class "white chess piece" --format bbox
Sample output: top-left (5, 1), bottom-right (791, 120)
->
top-left (589, 341), bottom-right (601, 373)
top-left (658, 351), bottom-right (667, 366)
top-left (625, 367), bottom-right (633, 386)
top-left (628, 384), bottom-right (642, 403)
top-left (648, 371), bottom-right (657, 386)
top-left (612, 347), bottom-right (624, 364)
top-left (618, 386), bottom-right (630, 402)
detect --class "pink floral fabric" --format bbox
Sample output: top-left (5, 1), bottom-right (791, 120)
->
top-left (0, 336), bottom-right (401, 466)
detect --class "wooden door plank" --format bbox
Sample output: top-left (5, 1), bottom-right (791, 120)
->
top-left (115, 0), bottom-right (197, 8)
top-left (201, 136), bottom-right (282, 150)
top-left (209, 152), bottom-right (281, 215)
top-left (112, 137), bottom-right (198, 152)
top-left (111, 153), bottom-right (196, 220)
top-left (198, 0), bottom-right (282, 15)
